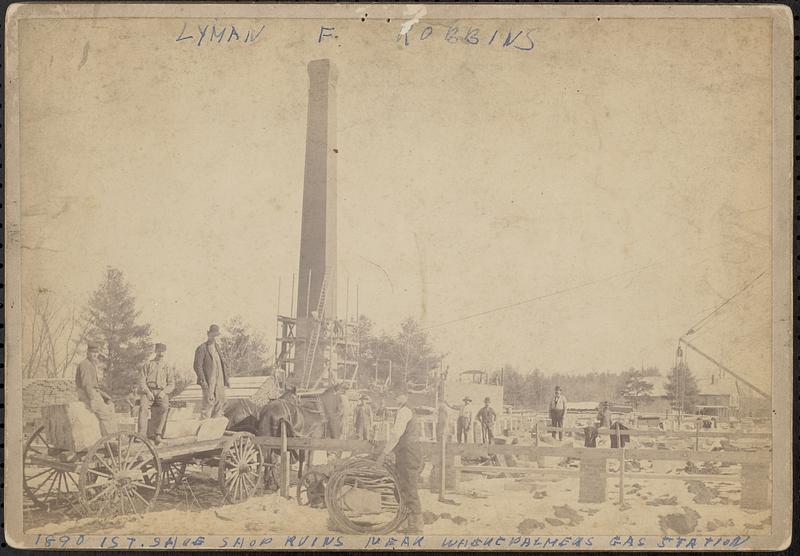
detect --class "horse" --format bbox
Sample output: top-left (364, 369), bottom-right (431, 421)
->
top-left (254, 384), bottom-right (345, 481)
top-left (223, 376), bottom-right (286, 433)
top-left (224, 398), bottom-right (262, 433)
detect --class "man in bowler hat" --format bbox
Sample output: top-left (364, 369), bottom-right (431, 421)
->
top-left (194, 324), bottom-right (229, 418)
top-left (477, 396), bottom-right (497, 444)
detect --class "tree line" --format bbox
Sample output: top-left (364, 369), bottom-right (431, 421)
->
top-left (23, 267), bottom-right (272, 396)
top-left (24, 266), bottom-right (701, 411)
top-left (502, 363), bottom-right (701, 413)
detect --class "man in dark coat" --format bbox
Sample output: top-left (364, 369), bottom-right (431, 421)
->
top-left (193, 324), bottom-right (230, 418)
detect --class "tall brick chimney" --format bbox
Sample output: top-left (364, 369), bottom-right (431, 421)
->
top-left (292, 59), bottom-right (338, 387)
top-left (296, 59), bottom-right (337, 320)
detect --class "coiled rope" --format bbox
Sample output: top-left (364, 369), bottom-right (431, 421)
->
top-left (324, 457), bottom-right (408, 534)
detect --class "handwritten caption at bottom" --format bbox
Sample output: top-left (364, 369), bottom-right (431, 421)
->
top-left (31, 533), bottom-right (751, 550)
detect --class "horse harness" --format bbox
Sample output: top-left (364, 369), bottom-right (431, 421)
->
top-left (276, 396), bottom-right (329, 438)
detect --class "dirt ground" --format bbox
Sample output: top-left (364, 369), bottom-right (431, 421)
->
top-left (25, 462), bottom-right (771, 537)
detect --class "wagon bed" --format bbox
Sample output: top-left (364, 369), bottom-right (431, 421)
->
top-left (23, 411), bottom-right (265, 517)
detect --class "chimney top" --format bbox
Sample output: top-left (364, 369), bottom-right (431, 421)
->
top-left (308, 59), bottom-right (338, 83)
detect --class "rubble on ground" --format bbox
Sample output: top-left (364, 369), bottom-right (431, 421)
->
top-left (658, 506), bottom-right (700, 535)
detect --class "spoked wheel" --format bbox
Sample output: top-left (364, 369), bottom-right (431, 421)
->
top-left (159, 461), bottom-right (188, 493)
top-left (218, 433), bottom-right (263, 503)
top-left (297, 470), bottom-right (328, 507)
top-left (79, 432), bottom-right (162, 517)
top-left (262, 450), bottom-right (280, 492)
top-left (325, 457), bottom-right (407, 535)
top-left (23, 426), bottom-right (81, 512)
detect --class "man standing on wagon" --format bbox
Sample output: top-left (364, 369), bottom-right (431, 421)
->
top-left (75, 342), bottom-right (118, 436)
top-left (138, 343), bottom-right (174, 444)
top-left (194, 324), bottom-right (229, 418)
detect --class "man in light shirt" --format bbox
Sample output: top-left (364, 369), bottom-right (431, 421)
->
top-left (137, 342), bottom-right (174, 443)
top-left (193, 324), bottom-right (230, 418)
top-left (376, 389), bottom-right (423, 534)
top-left (457, 396), bottom-right (473, 444)
top-left (476, 397), bottom-right (497, 444)
top-left (75, 342), bottom-right (117, 436)
top-left (549, 386), bottom-right (567, 440)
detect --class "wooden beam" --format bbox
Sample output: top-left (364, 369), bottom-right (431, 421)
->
top-left (252, 437), bottom-right (770, 464)
top-left (540, 426), bottom-right (771, 439)
top-left (681, 339), bottom-right (771, 399)
top-left (457, 465), bottom-right (578, 476)
top-left (621, 472), bottom-right (741, 482)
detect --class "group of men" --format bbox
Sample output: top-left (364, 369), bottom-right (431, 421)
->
top-left (74, 324), bottom-right (230, 444)
top-left (456, 396), bottom-right (497, 444)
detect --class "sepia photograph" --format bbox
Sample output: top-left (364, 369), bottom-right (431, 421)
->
top-left (3, 3), bottom-right (793, 551)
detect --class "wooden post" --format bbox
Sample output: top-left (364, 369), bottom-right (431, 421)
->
top-left (695, 420), bottom-right (700, 451)
top-left (280, 421), bottom-right (290, 498)
top-left (533, 421), bottom-right (539, 447)
top-left (617, 426), bottom-right (624, 505)
top-left (740, 462), bottom-right (770, 509)
top-left (439, 424), bottom-right (447, 501)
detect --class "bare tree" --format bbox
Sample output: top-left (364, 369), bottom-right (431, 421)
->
top-left (217, 316), bottom-right (272, 376)
top-left (22, 289), bottom-right (88, 379)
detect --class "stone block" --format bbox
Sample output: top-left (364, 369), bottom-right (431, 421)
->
top-left (740, 462), bottom-right (770, 510)
top-left (196, 417), bottom-right (230, 440)
top-left (162, 419), bottom-right (201, 439)
top-left (42, 402), bottom-right (104, 451)
top-left (166, 406), bottom-right (196, 421)
top-left (579, 455), bottom-right (607, 503)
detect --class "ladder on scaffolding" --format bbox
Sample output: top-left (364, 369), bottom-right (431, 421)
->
top-left (302, 269), bottom-right (331, 389)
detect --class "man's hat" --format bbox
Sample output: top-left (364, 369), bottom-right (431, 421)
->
top-left (155, 343), bottom-right (167, 353)
top-left (87, 342), bottom-right (101, 353)
top-left (207, 324), bottom-right (221, 337)
top-left (463, 396), bottom-right (472, 402)
top-left (484, 397), bottom-right (491, 403)
top-left (555, 385), bottom-right (562, 391)
top-left (360, 394), bottom-right (370, 401)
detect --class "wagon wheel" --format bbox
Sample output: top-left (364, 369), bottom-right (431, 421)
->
top-left (218, 433), bottom-right (263, 503)
top-left (297, 470), bottom-right (328, 507)
top-left (262, 449), bottom-right (280, 492)
top-left (23, 426), bottom-right (81, 512)
top-left (79, 432), bottom-right (161, 517)
top-left (154, 461), bottom-right (188, 493)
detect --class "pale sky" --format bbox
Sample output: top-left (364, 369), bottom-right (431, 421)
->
top-left (18, 16), bottom-right (773, 391)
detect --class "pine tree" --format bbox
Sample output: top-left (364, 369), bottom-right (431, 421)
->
top-left (84, 267), bottom-right (152, 396)
top-left (665, 361), bottom-right (700, 415)
top-left (618, 368), bottom-right (655, 410)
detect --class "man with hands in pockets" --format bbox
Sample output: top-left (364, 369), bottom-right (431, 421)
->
top-left (193, 324), bottom-right (230, 418)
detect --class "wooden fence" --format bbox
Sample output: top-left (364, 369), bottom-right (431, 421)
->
top-left (253, 424), bottom-right (771, 510)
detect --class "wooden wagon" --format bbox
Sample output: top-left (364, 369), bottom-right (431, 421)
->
top-left (23, 402), bottom-right (265, 517)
